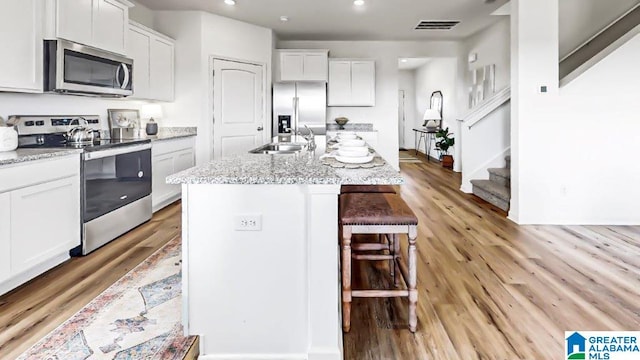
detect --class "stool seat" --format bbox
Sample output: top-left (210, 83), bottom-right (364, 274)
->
top-left (340, 193), bottom-right (418, 226)
top-left (341, 185), bottom-right (396, 194)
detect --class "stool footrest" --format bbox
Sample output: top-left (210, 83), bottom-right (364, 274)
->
top-left (352, 290), bottom-right (409, 298)
top-left (353, 254), bottom-right (395, 260)
top-left (352, 243), bottom-right (390, 251)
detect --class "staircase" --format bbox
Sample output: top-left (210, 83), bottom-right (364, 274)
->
top-left (470, 155), bottom-right (510, 211)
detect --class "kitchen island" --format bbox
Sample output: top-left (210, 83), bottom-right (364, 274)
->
top-left (167, 139), bottom-right (402, 360)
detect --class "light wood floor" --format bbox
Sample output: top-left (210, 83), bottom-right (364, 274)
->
top-left (343, 151), bottom-right (640, 359)
top-left (0, 203), bottom-right (195, 359)
top-left (1, 155), bottom-right (638, 360)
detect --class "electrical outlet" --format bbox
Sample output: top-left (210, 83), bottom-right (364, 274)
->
top-left (234, 214), bottom-right (262, 231)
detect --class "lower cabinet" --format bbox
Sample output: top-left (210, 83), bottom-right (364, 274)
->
top-left (152, 137), bottom-right (196, 212)
top-left (0, 155), bottom-right (81, 295)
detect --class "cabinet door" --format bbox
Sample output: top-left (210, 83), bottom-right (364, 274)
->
top-left (93, 0), bottom-right (128, 55)
top-left (152, 153), bottom-right (176, 209)
top-left (328, 61), bottom-right (352, 106)
top-left (280, 53), bottom-right (304, 81)
top-left (128, 26), bottom-right (151, 99)
top-left (10, 177), bottom-right (80, 275)
top-left (57, 0), bottom-right (93, 46)
top-left (303, 54), bottom-right (328, 81)
top-left (350, 61), bottom-right (375, 106)
top-left (150, 37), bottom-right (175, 101)
top-left (0, 193), bottom-right (10, 283)
top-left (0, 0), bottom-right (43, 93)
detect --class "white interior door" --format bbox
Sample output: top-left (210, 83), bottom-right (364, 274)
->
top-left (398, 90), bottom-right (406, 149)
top-left (213, 59), bottom-right (265, 159)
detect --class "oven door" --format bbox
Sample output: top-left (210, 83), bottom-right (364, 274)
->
top-left (46, 39), bottom-right (133, 97)
top-left (83, 144), bottom-right (152, 222)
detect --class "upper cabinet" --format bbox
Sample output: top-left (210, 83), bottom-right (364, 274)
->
top-left (46, 0), bottom-right (133, 55)
top-left (0, 0), bottom-right (43, 93)
top-left (278, 50), bottom-right (329, 82)
top-left (328, 59), bottom-right (376, 107)
top-left (127, 21), bottom-right (175, 101)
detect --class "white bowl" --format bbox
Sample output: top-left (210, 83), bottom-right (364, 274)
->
top-left (339, 139), bottom-right (366, 147)
top-left (337, 133), bottom-right (357, 140)
top-left (336, 155), bottom-right (374, 164)
top-left (338, 147), bottom-right (369, 157)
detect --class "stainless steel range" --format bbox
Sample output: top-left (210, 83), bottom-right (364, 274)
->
top-left (9, 115), bottom-right (152, 255)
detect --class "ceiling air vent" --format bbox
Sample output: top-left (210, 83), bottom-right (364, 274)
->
top-left (414, 20), bottom-right (460, 30)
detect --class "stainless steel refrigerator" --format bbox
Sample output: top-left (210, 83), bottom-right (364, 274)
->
top-left (273, 82), bottom-right (327, 136)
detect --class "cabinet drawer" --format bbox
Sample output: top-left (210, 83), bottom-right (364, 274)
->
top-left (0, 155), bottom-right (80, 193)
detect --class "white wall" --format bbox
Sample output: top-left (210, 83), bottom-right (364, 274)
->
top-left (129, 0), bottom-right (155, 29)
top-left (155, 11), bottom-right (273, 165)
top-left (559, 0), bottom-right (639, 58)
top-left (0, 93), bottom-right (148, 132)
top-left (463, 17), bottom-right (511, 99)
top-left (413, 58), bottom-right (458, 159)
top-left (278, 40), bottom-right (461, 170)
top-left (397, 70), bottom-right (416, 150)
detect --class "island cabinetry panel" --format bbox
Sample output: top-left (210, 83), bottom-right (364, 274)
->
top-left (0, 0), bottom-right (43, 93)
top-left (278, 50), bottom-right (329, 82)
top-left (152, 137), bottom-right (195, 212)
top-left (47, 0), bottom-right (133, 56)
top-left (128, 21), bottom-right (175, 101)
top-left (0, 155), bottom-right (81, 296)
top-left (328, 59), bottom-right (375, 106)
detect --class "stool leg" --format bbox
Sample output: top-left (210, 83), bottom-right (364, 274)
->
top-left (393, 234), bottom-right (401, 287)
top-left (388, 234), bottom-right (395, 279)
top-left (408, 226), bottom-right (418, 332)
top-left (342, 226), bottom-right (353, 332)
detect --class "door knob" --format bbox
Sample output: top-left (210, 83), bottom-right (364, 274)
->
top-left (257, 126), bottom-right (264, 131)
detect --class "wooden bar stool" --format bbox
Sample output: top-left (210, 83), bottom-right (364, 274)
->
top-left (339, 193), bottom-right (419, 333)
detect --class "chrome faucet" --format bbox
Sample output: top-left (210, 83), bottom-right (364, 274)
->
top-left (303, 125), bottom-right (316, 151)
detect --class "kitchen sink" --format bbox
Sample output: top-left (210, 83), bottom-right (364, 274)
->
top-left (249, 143), bottom-right (305, 154)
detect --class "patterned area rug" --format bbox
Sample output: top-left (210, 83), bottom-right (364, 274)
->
top-left (17, 237), bottom-right (196, 360)
top-left (399, 153), bottom-right (422, 163)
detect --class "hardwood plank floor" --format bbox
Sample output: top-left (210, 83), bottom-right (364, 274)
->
top-left (343, 151), bottom-right (640, 359)
top-left (2, 155), bottom-right (638, 360)
top-left (0, 202), bottom-right (184, 359)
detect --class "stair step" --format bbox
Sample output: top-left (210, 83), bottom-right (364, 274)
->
top-left (471, 179), bottom-right (510, 211)
top-left (488, 167), bottom-right (511, 187)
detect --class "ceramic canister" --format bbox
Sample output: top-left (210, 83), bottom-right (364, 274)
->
top-left (0, 126), bottom-right (18, 152)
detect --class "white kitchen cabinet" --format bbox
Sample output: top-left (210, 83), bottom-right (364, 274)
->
top-left (328, 59), bottom-right (376, 107)
top-left (0, 155), bottom-right (81, 296)
top-left (278, 50), bottom-right (329, 82)
top-left (0, 0), bottom-right (43, 93)
top-left (46, 0), bottom-right (133, 55)
top-left (0, 193), bottom-right (10, 284)
top-left (128, 21), bottom-right (175, 101)
top-left (152, 137), bottom-right (196, 212)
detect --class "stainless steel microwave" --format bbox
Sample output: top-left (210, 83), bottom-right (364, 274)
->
top-left (44, 39), bottom-right (133, 97)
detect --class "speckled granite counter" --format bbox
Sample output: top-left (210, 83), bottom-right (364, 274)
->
top-left (142, 127), bottom-right (197, 141)
top-left (167, 139), bottom-right (402, 185)
top-left (0, 148), bottom-right (82, 167)
top-left (326, 123), bottom-right (375, 132)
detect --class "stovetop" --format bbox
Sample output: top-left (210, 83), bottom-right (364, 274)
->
top-left (18, 135), bottom-right (151, 152)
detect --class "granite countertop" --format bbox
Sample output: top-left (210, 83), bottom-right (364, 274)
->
top-left (0, 148), bottom-right (82, 167)
top-left (141, 127), bottom-right (197, 142)
top-left (326, 123), bottom-right (376, 132)
top-left (167, 136), bottom-right (403, 185)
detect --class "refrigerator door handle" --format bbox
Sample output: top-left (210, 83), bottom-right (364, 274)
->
top-left (293, 97), bottom-right (300, 133)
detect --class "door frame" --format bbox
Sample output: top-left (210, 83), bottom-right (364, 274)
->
top-left (208, 55), bottom-right (269, 161)
top-left (398, 90), bottom-right (406, 150)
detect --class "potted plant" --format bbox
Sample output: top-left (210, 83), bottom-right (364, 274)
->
top-left (435, 127), bottom-right (455, 168)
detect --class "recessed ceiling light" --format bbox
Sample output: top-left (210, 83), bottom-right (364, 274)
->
top-left (354, 0), bottom-right (365, 6)
top-left (280, 16), bottom-right (289, 22)
top-left (224, 0), bottom-right (236, 5)
top-left (401, 59), bottom-right (408, 63)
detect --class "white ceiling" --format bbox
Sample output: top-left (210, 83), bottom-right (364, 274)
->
top-left (398, 58), bottom-right (431, 70)
top-left (135, 0), bottom-right (511, 41)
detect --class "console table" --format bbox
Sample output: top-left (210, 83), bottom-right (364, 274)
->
top-left (412, 127), bottom-right (438, 161)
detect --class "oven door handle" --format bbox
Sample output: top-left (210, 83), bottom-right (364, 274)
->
top-left (84, 143), bottom-right (151, 160)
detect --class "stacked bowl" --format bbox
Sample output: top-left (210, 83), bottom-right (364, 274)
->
top-left (335, 133), bottom-right (372, 164)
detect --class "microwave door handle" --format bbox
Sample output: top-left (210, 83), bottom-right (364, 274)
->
top-left (121, 64), bottom-right (130, 89)
top-left (115, 64), bottom-right (122, 88)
